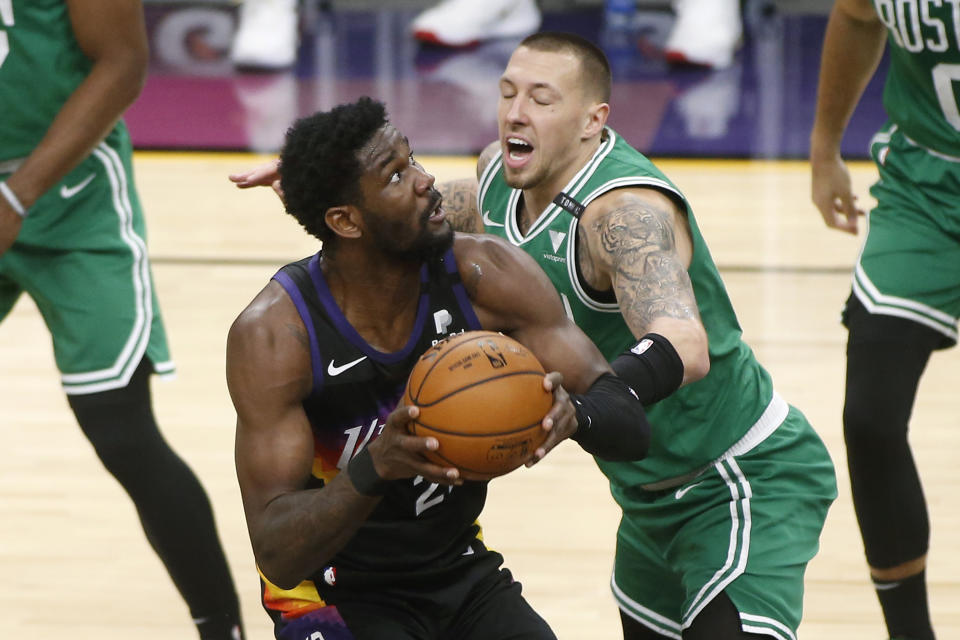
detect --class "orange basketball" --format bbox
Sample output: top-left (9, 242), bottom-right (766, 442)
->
top-left (404, 330), bottom-right (553, 477)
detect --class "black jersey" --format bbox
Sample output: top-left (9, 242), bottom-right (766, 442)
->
top-left (270, 248), bottom-right (487, 594)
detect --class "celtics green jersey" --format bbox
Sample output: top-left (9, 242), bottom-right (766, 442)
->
top-left (873, 0), bottom-right (960, 156)
top-left (0, 0), bottom-right (109, 162)
top-left (478, 128), bottom-right (779, 486)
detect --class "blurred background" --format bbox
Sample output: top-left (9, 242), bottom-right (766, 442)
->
top-left (131, 0), bottom-right (882, 160)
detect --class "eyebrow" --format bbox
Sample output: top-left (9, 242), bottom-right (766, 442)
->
top-left (500, 76), bottom-right (558, 94)
top-left (377, 136), bottom-right (412, 173)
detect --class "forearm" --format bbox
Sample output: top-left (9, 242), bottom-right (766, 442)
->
top-left (439, 178), bottom-right (483, 233)
top-left (810, 4), bottom-right (887, 158)
top-left (6, 56), bottom-right (146, 208)
top-left (570, 373), bottom-right (649, 461)
top-left (251, 472), bottom-right (381, 589)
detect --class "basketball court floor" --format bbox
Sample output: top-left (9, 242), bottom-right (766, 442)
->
top-left (1, 2), bottom-right (958, 639)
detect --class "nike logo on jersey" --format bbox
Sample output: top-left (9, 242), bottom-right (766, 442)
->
top-left (326, 356), bottom-right (368, 376)
top-left (482, 210), bottom-right (504, 227)
top-left (674, 481), bottom-right (705, 500)
top-left (60, 173), bottom-right (96, 199)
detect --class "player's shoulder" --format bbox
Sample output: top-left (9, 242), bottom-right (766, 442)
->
top-left (228, 280), bottom-right (300, 348)
top-left (583, 184), bottom-right (682, 226)
top-left (452, 231), bottom-right (530, 274)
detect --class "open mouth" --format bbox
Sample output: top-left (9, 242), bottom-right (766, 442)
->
top-left (424, 193), bottom-right (445, 222)
top-left (504, 136), bottom-right (534, 167)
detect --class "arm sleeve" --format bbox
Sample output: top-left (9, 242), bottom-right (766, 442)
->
top-left (569, 373), bottom-right (650, 461)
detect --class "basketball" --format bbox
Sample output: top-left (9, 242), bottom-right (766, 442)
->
top-left (404, 330), bottom-right (553, 476)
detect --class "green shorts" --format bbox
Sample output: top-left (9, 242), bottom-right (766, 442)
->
top-left (853, 121), bottom-right (960, 346)
top-left (611, 405), bottom-right (837, 639)
top-left (0, 127), bottom-right (173, 395)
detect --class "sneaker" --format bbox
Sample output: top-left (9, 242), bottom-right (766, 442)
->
top-left (411, 0), bottom-right (541, 48)
top-left (230, 0), bottom-right (299, 70)
top-left (664, 0), bottom-right (742, 69)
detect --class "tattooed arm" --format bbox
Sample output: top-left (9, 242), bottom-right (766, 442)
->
top-left (438, 178), bottom-right (483, 233)
top-left (579, 188), bottom-right (710, 385)
top-left (435, 141), bottom-right (503, 234)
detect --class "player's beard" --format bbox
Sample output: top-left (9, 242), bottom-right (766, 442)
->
top-left (367, 192), bottom-right (453, 263)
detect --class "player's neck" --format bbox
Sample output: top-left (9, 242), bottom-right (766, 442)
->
top-left (321, 252), bottom-right (423, 352)
top-left (519, 138), bottom-right (601, 234)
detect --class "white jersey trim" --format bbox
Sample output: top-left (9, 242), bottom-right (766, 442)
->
top-left (60, 142), bottom-right (159, 395)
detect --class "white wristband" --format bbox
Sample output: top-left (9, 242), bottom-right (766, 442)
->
top-left (0, 181), bottom-right (27, 218)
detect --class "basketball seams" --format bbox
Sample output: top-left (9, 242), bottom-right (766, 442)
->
top-left (409, 330), bottom-right (503, 403)
top-left (410, 419), bottom-right (544, 438)
top-left (413, 370), bottom-right (547, 408)
top-left (403, 330), bottom-right (552, 475)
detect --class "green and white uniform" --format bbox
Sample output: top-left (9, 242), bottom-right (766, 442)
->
top-left (0, 0), bottom-right (172, 394)
top-left (853, 0), bottom-right (960, 344)
top-left (479, 128), bottom-right (837, 638)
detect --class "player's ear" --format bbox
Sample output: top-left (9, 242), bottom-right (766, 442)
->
top-left (582, 102), bottom-right (609, 140)
top-left (325, 205), bottom-right (363, 240)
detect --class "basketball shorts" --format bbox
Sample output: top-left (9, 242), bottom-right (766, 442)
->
top-left (852, 121), bottom-right (960, 346)
top-left (611, 405), bottom-right (837, 640)
top-left (269, 543), bottom-right (556, 640)
top-left (0, 128), bottom-right (173, 395)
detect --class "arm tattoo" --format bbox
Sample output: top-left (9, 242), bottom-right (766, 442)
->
top-left (439, 178), bottom-right (483, 233)
top-left (593, 201), bottom-right (699, 330)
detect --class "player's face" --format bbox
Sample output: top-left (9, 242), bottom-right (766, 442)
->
top-left (498, 47), bottom-right (593, 191)
top-left (355, 124), bottom-right (453, 259)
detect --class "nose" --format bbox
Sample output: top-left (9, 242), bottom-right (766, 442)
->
top-left (415, 164), bottom-right (435, 193)
top-left (505, 96), bottom-right (527, 125)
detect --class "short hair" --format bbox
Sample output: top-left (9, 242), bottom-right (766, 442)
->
top-left (279, 97), bottom-right (387, 243)
top-left (518, 32), bottom-right (611, 103)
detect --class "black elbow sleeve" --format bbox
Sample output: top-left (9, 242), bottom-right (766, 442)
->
top-left (570, 373), bottom-right (650, 461)
top-left (611, 333), bottom-right (684, 406)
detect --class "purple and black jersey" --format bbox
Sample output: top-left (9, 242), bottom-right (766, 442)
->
top-left (264, 248), bottom-right (492, 620)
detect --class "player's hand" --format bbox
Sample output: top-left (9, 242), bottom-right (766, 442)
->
top-left (811, 153), bottom-right (865, 234)
top-left (228, 158), bottom-right (284, 203)
top-left (0, 197), bottom-right (24, 258)
top-left (367, 404), bottom-right (463, 486)
top-left (526, 371), bottom-right (578, 467)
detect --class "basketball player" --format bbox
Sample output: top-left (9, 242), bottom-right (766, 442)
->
top-left (445, 33), bottom-right (838, 639)
top-left (0, 2), bottom-right (244, 638)
top-left (226, 35), bottom-right (838, 639)
top-left (810, 1), bottom-right (959, 637)
top-left (225, 97), bottom-right (649, 640)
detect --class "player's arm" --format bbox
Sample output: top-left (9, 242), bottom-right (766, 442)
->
top-left (580, 187), bottom-right (710, 403)
top-left (227, 282), bottom-right (458, 588)
top-left (0, 0), bottom-right (149, 254)
top-left (438, 178), bottom-right (483, 233)
top-left (456, 234), bottom-right (649, 462)
top-left (435, 139), bottom-right (503, 234)
top-left (810, 0), bottom-right (886, 234)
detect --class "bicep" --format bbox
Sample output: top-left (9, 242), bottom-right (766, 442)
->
top-left (463, 236), bottom-right (610, 393)
top-left (586, 190), bottom-right (701, 339)
top-left (227, 307), bottom-right (315, 532)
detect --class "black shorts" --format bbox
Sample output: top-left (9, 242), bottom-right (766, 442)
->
top-left (274, 546), bottom-right (556, 640)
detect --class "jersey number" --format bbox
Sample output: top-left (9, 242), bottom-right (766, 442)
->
top-left (932, 63), bottom-right (960, 131)
top-left (0, 0), bottom-right (12, 70)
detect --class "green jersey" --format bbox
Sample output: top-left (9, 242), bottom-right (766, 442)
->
top-left (0, 0), bottom-right (111, 163)
top-left (478, 128), bottom-right (780, 487)
top-left (873, 0), bottom-right (960, 156)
